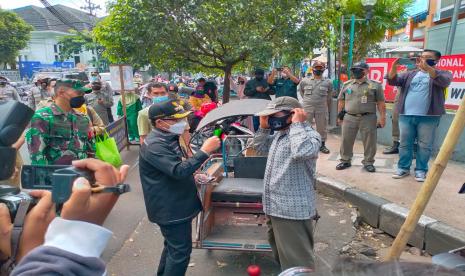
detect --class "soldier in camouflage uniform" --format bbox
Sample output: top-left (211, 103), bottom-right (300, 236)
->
top-left (0, 76), bottom-right (20, 103)
top-left (26, 79), bottom-right (95, 165)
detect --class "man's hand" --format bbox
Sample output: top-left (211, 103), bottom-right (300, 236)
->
top-left (291, 108), bottom-right (307, 123)
top-left (200, 136), bottom-right (221, 155)
top-left (392, 58), bottom-right (400, 68)
top-left (377, 117), bottom-right (386, 128)
top-left (282, 67), bottom-right (291, 75)
top-left (0, 190), bottom-right (55, 262)
top-left (337, 118), bottom-right (343, 126)
top-left (256, 86), bottom-right (264, 93)
top-left (259, 116), bottom-right (270, 129)
top-left (61, 159), bottom-right (130, 225)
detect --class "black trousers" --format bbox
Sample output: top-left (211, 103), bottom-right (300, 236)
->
top-left (107, 107), bottom-right (114, 123)
top-left (156, 220), bottom-right (192, 276)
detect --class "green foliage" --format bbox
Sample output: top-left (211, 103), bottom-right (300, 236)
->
top-left (57, 30), bottom-right (107, 70)
top-left (0, 9), bottom-right (33, 66)
top-left (340, 0), bottom-right (413, 62)
top-left (94, 0), bottom-right (332, 102)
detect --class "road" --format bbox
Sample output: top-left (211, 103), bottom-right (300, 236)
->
top-left (102, 148), bottom-right (361, 276)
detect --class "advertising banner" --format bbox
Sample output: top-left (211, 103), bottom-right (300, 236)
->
top-left (366, 54), bottom-right (465, 110)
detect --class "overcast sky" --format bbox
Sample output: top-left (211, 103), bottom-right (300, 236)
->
top-left (0, 0), bottom-right (109, 17)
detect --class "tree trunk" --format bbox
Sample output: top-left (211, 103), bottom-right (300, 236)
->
top-left (168, 71), bottom-right (173, 81)
top-left (222, 65), bottom-right (232, 103)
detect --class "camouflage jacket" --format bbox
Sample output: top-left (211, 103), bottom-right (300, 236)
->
top-left (26, 103), bottom-right (95, 165)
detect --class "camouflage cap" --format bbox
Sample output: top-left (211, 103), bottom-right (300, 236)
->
top-left (255, 96), bottom-right (302, 116)
top-left (56, 79), bottom-right (92, 93)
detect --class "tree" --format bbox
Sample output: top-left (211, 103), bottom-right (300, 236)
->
top-left (57, 29), bottom-right (107, 70)
top-left (0, 9), bottom-right (33, 68)
top-left (340, 0), bottom-right (413, 62)
top-left (95, 0), bottom-right (330, 102)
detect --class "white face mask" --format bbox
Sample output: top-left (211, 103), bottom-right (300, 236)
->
top-left (166, 119), bottom-right (188, 135)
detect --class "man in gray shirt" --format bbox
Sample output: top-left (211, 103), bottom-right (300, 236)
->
top-left (85, 81), bottom-right (114, 125)
top-left (253, 96), bottom-right (321, 271)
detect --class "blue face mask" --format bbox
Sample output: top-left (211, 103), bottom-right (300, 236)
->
top-left (90, 76), bottom-right (99, 82)
top-left (153, 95), bottom-right (169, 103)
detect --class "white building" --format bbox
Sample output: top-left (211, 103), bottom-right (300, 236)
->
top-left (13, 4), bottom-right (99, 66)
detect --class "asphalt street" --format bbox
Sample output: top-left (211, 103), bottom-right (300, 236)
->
top-left (103, 148), bottom-right (357, 276)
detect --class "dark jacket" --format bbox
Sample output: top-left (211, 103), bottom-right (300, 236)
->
top-left (387, 69), bottom-right (452, 115)
top-left (139, 129), bottom-right (207, 225)
top-left (244, 78), bottom-right (274, 100)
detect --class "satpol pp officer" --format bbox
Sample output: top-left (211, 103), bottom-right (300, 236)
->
top-left (336, 62), bottom-right (386, 172)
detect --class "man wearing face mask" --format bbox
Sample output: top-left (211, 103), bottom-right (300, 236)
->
top-left (245, 68), bottom-right (274, 130)
top-left (388, 49), bottom-right (452, 182)
top-left (299, 61), bottom-right (333, 154)
top-left (85, 81), bottom-right (114, 125)
top-left (137, 83), bottom-right (191, 144)
top-left (139, 99), bottom-right (220, 276)
top-left (27, 76), bottom-right (48, 110)
top-left (0, 76), bottom-right (20, 103)
top-left (253, 96), bottom-right (321, 271)
top-left (268, 66), bottom-right (300, 99)
top-left (337, 62), bottom-right (386, 173)
top-left (26, 79), bottom-right (95, 165)
top-left (90, 70), bottom-right (114, 123)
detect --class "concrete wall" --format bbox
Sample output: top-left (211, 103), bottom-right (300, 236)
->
top-left (425, 18), bottom-right (465, 55)
top-left (377, 106), bottom-right (465, 162)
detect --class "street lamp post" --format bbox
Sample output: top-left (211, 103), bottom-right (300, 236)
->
top-left (339, 0), bottom-right (377, 81)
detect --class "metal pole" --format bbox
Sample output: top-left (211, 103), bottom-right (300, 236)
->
top-left (119, 65), bottom-right (130, 150)
top-left (445, 0), bottom-right (461, 55)
top-left (348, 14), bottom-right (356, 79)
top-left (338, 14), bottom-right (344, 92)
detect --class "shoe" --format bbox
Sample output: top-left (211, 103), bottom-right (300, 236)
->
top-left (336, 162), bottom-right (351, 170)
top-left (364, 165), bottom-right (376, 173)
top-left (415, 171), bottom-right (426, 182)
top-left (320, 145), bottom-right (330, 154)
top-left (392, 169), bottom-right (410, 179)
top-left (383, 141), bottom-right (399, 154)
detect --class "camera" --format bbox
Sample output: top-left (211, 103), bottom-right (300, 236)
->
top-left (276, 67), bottom-right (283, 72)
top-left (0, 185), bottom-right (35, 222)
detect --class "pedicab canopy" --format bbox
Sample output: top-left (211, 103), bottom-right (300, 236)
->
top-left (195, 99), bottom-right (270, 131)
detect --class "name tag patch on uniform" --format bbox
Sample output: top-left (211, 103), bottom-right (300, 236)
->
top-left (361, 96), bottom-right (367, 104)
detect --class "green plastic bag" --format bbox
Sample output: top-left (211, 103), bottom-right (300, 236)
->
top-left (95, 132), bottom-right (123, 167)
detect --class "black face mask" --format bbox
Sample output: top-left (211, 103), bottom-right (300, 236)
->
top-left (313, 69), bottom-right (324, 76)
top-left (255, 75), bottom-right (264, 80)
top-left (268, 113), bottom-right (292, 131)
top-left (426, 59), bottom-right (437, 67)
top-left (70, 95), bottom-right (86, 108)
top-left (351, 69), bottom-right (365, 80)
top-left (0, 81), bottom-right (6, 87)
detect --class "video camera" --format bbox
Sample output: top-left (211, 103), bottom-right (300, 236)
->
top-left (0, 101), bottom-right (130, 222)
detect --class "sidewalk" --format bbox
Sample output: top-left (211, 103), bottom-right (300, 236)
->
top-left (318, 132), bottom-right (465, 232)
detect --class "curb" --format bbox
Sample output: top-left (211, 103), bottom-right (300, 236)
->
top-left (316, 175), bottom-right (465, 255)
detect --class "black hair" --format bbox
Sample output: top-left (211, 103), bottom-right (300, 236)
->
top-left (423, 49), bottom-right (442, 59)
top-left (198, 78), bottom-right (206, 82)
top-left (147, 82), bottom-right (168, 93)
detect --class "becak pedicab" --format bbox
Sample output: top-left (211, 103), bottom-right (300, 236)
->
top-left (191, 99), bottom-right (273, 252)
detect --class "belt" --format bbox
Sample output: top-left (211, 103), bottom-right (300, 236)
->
top-left (347, 112), bottom-right (372, 117)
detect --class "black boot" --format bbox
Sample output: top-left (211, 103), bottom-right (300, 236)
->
top-left (320, 142), bottom-right (330, 154)
top-left (383, 141), bottom-right (399, 154)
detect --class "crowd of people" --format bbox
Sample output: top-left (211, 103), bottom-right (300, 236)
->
top-left (0, 48), bottom-right (456, 275)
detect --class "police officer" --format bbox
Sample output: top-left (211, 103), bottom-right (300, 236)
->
top-left (336, 62), bottom-right (386, 172)
top-left (0, 76), bottom-right (20, 103)
top-left (300, 61), bottom-right (333, 153)
top-left (28, 76), bottom-right (50, 110)
top-left (26, 79), bottom-right (95, 165)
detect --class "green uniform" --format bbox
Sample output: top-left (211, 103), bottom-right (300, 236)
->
top-left (26, 103), bottom-right (95, 165)
top-left (272, 78), bottom-right (298, 99)
top-left (117, 92), bottom-right (142, 141)
top-left (300, 77), bottom-right (333, 141)
top-left (338, 79), bottom-right (384, 166)
top-left (244, 78), bottom-right (273, 100)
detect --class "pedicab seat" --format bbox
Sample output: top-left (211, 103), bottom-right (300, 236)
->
top-left (211, 157), bottom-right (267, 203)
top-left (211, 178), bottom-right (263, 203)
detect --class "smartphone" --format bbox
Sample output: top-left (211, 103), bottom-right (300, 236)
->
top-left (276, 67), bottom-right (283, 72)
top-left (398, 58), bottom-right (417, 66)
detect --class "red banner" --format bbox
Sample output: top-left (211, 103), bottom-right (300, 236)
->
top-left (366, 54), bottom-right (465, 110)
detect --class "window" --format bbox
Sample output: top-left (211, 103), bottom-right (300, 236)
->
top-left (74, 56), bottom-right (81, 64)
top-left (55, 55), bottom-right (59, 61)
top-left (24, 55), bottom-right (28, 61)
top-left (436, 0), bottom-right (465, 21)
top-left (54, 44), bottom-right (58, 53)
